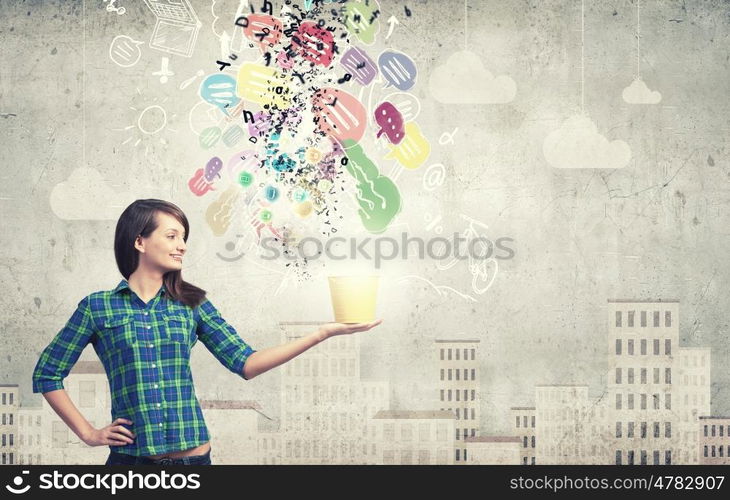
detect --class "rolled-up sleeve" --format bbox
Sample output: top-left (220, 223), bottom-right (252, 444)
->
top-left (32, 296), bottom-right (97, 394)
top-left (195, 298), bottom-right (256, 380)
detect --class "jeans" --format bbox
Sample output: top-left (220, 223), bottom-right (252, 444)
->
top-left (105, 449), bottom-right (212, 465)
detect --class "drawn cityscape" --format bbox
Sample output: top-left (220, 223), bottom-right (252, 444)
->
top-left (1, 299), bottom-right (728, 465)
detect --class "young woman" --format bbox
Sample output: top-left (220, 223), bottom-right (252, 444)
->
top-left (32, 199), bottom-right (382, 465)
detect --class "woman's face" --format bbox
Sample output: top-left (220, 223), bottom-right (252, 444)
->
top-left (135, 211), bottom-right (187, 272)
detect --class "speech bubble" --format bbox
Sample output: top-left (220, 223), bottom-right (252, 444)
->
top-left (199, 127), bottom-right (222, 149)
top-left (378, 50), bottom-right (417, 90)
top-left (384, 122), bottom-right (431, 169)
top-left (246, 111), bottom-right (272, 140)
top-left (236, 62), bottom-right (290, 109)
top-left (241, 14), bottom-right (283, 53)
top-left (291, 21), bottom-right (336, 68)
top-left (188, 168), bottom-right (213, 196)
top-left (200, 74), bottom-right (241, 115)
top-left (340, 47), bottom-right (378, 86)
top-left (305, 147), bottom-right (323, 164)
top-left (383, 91), bottom-right (421, 122)
top-left (276, 50), bottom-right (295, 69)
top-left (264, 185), bottom-right (280, 202)
top-left (188, 101), bottom-right (221, 136)
top-left (292, 188), bottom-right (309, 203)
top-left (206, 185), bottom-right (240, 237)
top-left (263, 132), bottom-right (298, 173)
top-left (311, 88), bottom-right (367, 145)
top-left (343, 0), bottom-right (381, 45)
top-left (109, 35), bottom-right (144, 68)
top-left (342, 139), bottom-right (402, 234)
top-left (222, 125), bottom-right (244, 147)
top-left (373, 102), bottom-right (405, 144)
top-left (293, 201), bottom-right (314, 218)
top-left (204, 157), bottom-right (223, 182)
top-left (226, 149), bottom-right (260, 182)
top-left (238, 171), bottom-right (254, 188)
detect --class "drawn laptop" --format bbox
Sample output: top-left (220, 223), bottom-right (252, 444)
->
top-left (143, 0), bottom-right (201, 58)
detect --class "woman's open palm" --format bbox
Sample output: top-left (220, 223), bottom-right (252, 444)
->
top-left (318, 319), bottom-right (383, 340)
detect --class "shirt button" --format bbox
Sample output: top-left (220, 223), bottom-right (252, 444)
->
top-left (146, 325), bottom-right (151, 330)
top-left (151, 363), bottom-right (156, 368)
top-left (157, 403), bottom-right (161, 407)
top-left (149, 343), bottom-right (154, 348)
top-left (158, 423), bottom-right (163, 427)
top-left (154, 384), bottom-right (159, 388)
top-left (144, 312), bottom-right (149, 316)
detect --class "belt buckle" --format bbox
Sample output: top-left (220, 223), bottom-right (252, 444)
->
top-left (157, 457), bottom-right (174, 465)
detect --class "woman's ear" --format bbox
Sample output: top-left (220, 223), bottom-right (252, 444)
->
top-left (134, 235), bottom-right (145, 253)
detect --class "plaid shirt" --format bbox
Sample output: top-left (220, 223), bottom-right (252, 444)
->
top-left (32, 279), bottom-right (256, 456)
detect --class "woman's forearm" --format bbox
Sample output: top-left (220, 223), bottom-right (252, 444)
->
top-left (42, 389), bottom-right (95, 442)
top-left (242, 329), bottom-right (325, 380)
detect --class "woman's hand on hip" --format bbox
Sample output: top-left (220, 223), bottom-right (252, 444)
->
top-left (82, 418), bottom-right (136, 447)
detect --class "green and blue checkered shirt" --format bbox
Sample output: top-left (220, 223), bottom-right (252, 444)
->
top-left (32, 279), bottom-right (256, 456)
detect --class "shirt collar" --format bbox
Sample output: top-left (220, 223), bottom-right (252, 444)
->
top-left (112, 279), bottom-right (167, 297)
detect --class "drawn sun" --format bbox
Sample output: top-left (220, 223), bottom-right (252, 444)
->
top-left (114, 88), bottom-right (180, 155)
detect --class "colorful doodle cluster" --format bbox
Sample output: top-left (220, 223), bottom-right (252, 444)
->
top-left (188, 0), bottom-right (430, 247)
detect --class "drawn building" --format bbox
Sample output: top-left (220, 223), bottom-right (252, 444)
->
top-left (510, 407), bottom-right (536, 465)
top-left (200, 400), bottom-right (263, 464)
top-left (372, 410), bottom-right (455, 465)
top-left (608, 299), bottom-right (704, 465)
top-left (676, 347), bottom-right (711, 463)
top-left (534, 385), bottom-right (610, 464)
top-left (699, 417), bottom-right (730, 465)
top-left (278, 322), bottom-right (390, 464)
top-left (436, 339), bottom-right (480, 463)
top-left (41, 361), bottom-right (111, 464)
top-left (0, 385), bottom-right (19, 465)
top-left (464, 436), bottom-right (521, 464)
top-left (16, 407), bottom-right (43, 465)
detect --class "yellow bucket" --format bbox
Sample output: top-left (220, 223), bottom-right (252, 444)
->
top-left (328, 276), bottom-right (379, 323)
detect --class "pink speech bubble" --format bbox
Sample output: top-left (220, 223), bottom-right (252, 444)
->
top-left (242, 14), bottom-right (283, 53)
top-left (188, 168), bottom-right (214, 196)
top-left (311, 88), bottom-right (366, 146)
top-left (226, 150), bottom-right (261, 181)
top-left (292, 21), bottom-right (335, 68)
top-left (276, 50), bottom-right (295, 69)
top-left (373, 101), bottom-right (405, 144)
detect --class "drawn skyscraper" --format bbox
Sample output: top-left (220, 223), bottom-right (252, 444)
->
top-left (609, 299), bottom-right (679, 465)
top-left (436, 339), bottom-right (480, 463)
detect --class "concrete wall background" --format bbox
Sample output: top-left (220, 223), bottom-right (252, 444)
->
top-left (1, 0), bottom-right (728, 439)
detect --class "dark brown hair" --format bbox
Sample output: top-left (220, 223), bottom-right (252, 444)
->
top-left (114, 199), bottom-right (206, 308)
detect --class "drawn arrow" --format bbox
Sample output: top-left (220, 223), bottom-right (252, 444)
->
top-left (385, 15), bottom-right (399, 39)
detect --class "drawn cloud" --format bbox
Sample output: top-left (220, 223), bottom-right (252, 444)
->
top-left (428, 50), bottom-right (516, 104)
top-left (543, 114), bottom-right (631, 169)
top-left (622, 78), bottom-right (662, 104)
top-left (50, 167), bottom-right (133, 220)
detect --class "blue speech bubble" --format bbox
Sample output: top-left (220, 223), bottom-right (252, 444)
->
top-left (264, 185), bottom-right (280, 202)
top-left (378, 51), bottom-right (417, 91)
top-left (200, 74), bottom-right (240, 115)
